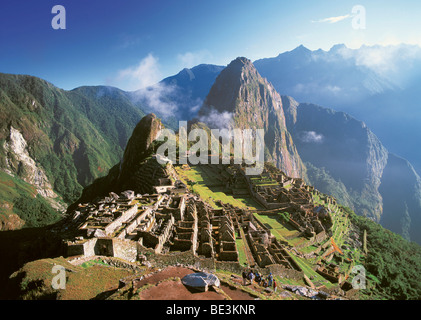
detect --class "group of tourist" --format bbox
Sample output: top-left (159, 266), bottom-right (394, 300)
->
top-left (242, 269), bottom-right (277, 292)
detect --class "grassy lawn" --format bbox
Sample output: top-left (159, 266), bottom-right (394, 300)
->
top-left (176, 165), bottom-right (263, 210)
top-left (235, 238), bottom-right (249, 266)
top-left (253, 213), bottom-right (300, 240)
top-left (80, 258), bottom-right (108, 268)
top-left (10, 257), bottom-right (136, 300)
top-left (299, 245), bottom-right (318, 254)
top-left (275, 275), bottom-right (305, 287)
top-left (288, 254), bottom-right (335, 289)
top-left (60, 264), bottom-right (133, 300)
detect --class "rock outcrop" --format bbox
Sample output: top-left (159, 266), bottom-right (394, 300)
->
top-left (72, 113), bottom-right (171, 207)
top-left (119, 113), bottom-right (164, 182)
top-left (4, 126), bottom-right (65, 211)
top-left (198, 57), bottom-right (306, 178)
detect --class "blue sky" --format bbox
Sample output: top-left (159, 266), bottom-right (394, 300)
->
top-left (1, 0), bottom-right (420, 90)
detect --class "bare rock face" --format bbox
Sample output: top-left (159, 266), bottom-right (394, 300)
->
top-left (198, 57), bottom-right (306, 178)
top-left (0, 210), bottom-right (25, 231)
top-left (3, 126), bottom-right (65, 212)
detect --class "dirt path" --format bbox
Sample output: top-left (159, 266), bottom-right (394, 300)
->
top-left (134, 266), bottom-right (261, 300)
top-left (139, 279), bottom-right (224, 300)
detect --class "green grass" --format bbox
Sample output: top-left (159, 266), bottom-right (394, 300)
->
top-left (81, 258), bottom-right (108, 268)
top-left (177, 166), bottom-right (263, 210)
top-left (252, 212), bottom-right (301, 241)
top-left (10, 256), bottom-right (135, 300)
top-left (288, 254), bottom-right (335, 288)
top-left (0, 171), bottom-right (62, 228)
top-left (235, 238), bottom-right (248, 266)
top-left (274, 275), bottom-right (304, 287)
top-left (0, 171), bottom-right (36, 204)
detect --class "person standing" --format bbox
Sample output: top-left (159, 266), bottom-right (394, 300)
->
top-left (242, 269), bottom-right (247, 286)
top-left (273, 279), bottom-right (277, 292)
top-left (249, 270), bottom-right (255, 285)
top-left (267, 273), bottom-right (273, 287)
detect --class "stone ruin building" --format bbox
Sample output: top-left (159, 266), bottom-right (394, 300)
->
top-left (59, 156), bottom-right (350, 288)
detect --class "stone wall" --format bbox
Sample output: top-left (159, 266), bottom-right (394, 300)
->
top-left (95, 238), bottom-right (114, 256)
top-left (104, 204), bottom-right (138, 235)
top-left (113, 239), bottom-right (138, 262)
top-left (66, 238), bottom-right (97, 257)
top-left (66, 242), bottom-right (85, 257)
top-left (84, 238), bottom-right (97, 257)
top-left (264, 264), bottom-right (303, 281)
top-left (215, 261), bottom-right (243, 274)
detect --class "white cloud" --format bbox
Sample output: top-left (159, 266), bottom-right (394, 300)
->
top-left (325, 85), bottom-right (342, 94)
top-left (112, 54), bottom-right (180, 118)
top-left (198, 108), bottom-right (234, 131)
top-left (300, 131), bottom-right (324, 144)
top-left (132, 83), bottom-right (179, 118)
top-left (312, 14), bottom-right (352, 24)
top-left (115, 54), bottom-right (162, 91)
top-left (337, 44), bottom-right (421, 80)
top-left (177, 50), bottom-right (213, 69)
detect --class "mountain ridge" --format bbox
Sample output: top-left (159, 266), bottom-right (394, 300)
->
top-left (0, 72), bottom-right (147, 228)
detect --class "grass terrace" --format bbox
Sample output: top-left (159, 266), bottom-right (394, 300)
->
top-left (175, 165), bottom-right (263, 210)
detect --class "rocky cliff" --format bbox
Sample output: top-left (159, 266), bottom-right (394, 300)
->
top-left (198, 57), bottom-right (306, 178)
top-left (379, 154), bottom-right (421, 243)
top-left (282, 97), bottom-right (421, 242)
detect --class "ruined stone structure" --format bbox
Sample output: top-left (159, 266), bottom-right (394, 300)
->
top-left (62, 156), bottom-right (347, 287)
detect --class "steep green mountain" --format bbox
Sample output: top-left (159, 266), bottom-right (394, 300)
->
top-left (198, 57), bottom-right (306, 179)
top-left (282, 96), bottom-right (421, 243)
top-left (0, 170), bottom-right (61, 229)
top-left (0, 73), bottom-right (146, 228)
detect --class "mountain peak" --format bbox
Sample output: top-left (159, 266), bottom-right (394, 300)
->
top-left (230, 56), bottom-right (253, 66)
top-left (329, 43), bottom-right (348, 53)
top-left (198, 56), bottom-right (305, 178)
top-left (199, 57), bottom-right (261, 115)
top-left (223, 57), bottom-right (255, 77)
top-left (119, 113), bottom-right (163, 179)
top-left (291, 44), bottom-right (311, 54)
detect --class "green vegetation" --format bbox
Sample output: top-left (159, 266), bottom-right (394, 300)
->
top-left (9, 257), bottom-right (135, 300)
top-left (252, 212), bottom-right (299, 242)
top-left (306, 163), bottom-right (353, 210)
top-left (13, 194), bottom-right (61, 228)
top-left (0, 73), bottom-right (149, 227)
top-left (176, 165), bottom-right (263, 210)
top-left (235, 237), bottom-right (248, 266)
top-left (80, 258), bottom-right (108, 268)
top-left (346, 206), bottom-right (421, 300)
top-left (0, 171), bottom-right (61, 228)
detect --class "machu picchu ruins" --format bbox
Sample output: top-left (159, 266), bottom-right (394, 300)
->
top-left (53, 153), bottom-right (362, 300)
